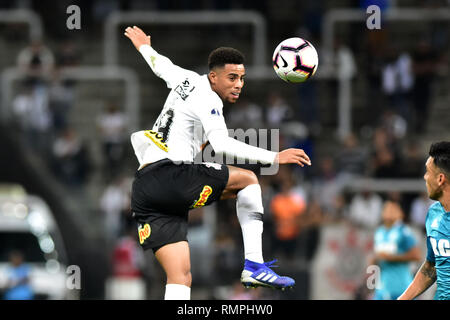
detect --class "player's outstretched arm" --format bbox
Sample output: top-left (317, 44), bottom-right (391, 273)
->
top-left (397, 260), bottom-right (436, 300)
top-left (208, 130), bottom-right (311, 167)
top-left (124, 26), bottom-right (193, 88)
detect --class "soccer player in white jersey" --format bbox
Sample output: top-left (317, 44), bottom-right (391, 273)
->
top-left (124, 26), bottom-right (311, 300)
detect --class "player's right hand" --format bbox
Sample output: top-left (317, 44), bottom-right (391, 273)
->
top-left (124, 26), bottom-right (151, 51)
top-left (275, 148), bottom-right (311, 167)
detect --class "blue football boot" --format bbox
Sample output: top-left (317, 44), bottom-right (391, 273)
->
top-left (240, 259), bottom-right (295, 290)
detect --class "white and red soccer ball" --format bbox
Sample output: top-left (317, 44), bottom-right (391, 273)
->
top-left (272, 37), bottom-right (319, 83)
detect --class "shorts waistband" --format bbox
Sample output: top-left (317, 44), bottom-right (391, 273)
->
top-left (135, 159), bottom-right (173, 177)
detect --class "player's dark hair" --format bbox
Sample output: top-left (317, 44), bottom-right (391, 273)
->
top-left (208, 47), bottom-right (245, 70)
top-left (429, 141), bottom-right (450, 176)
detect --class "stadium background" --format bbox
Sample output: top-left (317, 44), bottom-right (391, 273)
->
top-left (0, 0), bottom-right (448, 299)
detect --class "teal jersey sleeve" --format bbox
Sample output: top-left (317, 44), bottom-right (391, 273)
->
top-left (426, 236), bottom-right (436, 263)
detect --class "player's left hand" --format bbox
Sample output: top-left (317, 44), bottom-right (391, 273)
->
top-left (124, 26), bottom-right (151, 51)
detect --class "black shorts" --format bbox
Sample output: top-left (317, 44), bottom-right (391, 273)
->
top-left (131, 159), bottom-right (229, 252)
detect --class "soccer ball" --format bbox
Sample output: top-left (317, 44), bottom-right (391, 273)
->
top-left (272, 37), bottom-right (319, 83)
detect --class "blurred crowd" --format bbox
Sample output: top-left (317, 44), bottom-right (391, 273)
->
top-left (1, 0), bottom-right (449, 300)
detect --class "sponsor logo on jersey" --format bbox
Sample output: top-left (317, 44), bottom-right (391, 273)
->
top-left (174, 79), bottom-right (195, 100)
top-left (429, 237), bottom-right (450, 257)
top-left (138, 223), bottom-right (151, 244)
top-left (191, 185), bottom-right (213, 208)
top-left (144, 130), bottom-right (169, 152)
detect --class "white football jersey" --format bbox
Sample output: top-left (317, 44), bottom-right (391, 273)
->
top-left (131, 45), bottom-right (276, 169)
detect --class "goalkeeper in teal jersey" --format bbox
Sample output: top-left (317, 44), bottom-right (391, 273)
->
top-left (399, 141), bottom-right (450, 300)
top-left (371, 201), bottom-right (421, 300)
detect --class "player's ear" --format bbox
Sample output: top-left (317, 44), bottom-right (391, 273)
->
top-left (208, 70), bottom-right (217, 85)
top-left (438, 172), bottom-right (446, 186)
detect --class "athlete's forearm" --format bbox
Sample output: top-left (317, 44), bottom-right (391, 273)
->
top-left (139, 44), bottom-right (175, 80)
top-left (398, 260), bottom-right (436, 300)
top-left (208, 129), bottom-right (277, 165)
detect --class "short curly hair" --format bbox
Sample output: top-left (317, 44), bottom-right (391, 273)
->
top-left (208, 47), bottom-right (245, 70)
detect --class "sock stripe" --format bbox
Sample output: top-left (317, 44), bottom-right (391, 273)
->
top-left (248, 212), bottom-right (263, 221)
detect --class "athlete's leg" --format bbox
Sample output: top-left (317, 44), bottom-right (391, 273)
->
top-left (154, 241), bottom-right (192, 300)
top-left (220, 165), bottom-right (295, 289)
top-left (221, 166), bottom-right (264, 263)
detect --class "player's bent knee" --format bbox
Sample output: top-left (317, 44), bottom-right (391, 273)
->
top-left (244, 170), bottom-right (259, 187)
top-left (167, 270), bottom-right (192, 287)
top-left (227, 166), bottom-right (259, 189)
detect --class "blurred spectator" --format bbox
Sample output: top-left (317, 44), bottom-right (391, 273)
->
top-left (17, 41), bottom-right (54, 80)
top-left (411, 39), bottom-right (438, 133)
top-left (296, 77), bottom-right (320, 134)
top-left (423, 0), bottom-right (450, 51)
top-left (12, 80), bottom-right (52, 156)
top-left (97, 103), bottom-right (128, 179)
top-left (311, 156), bottom-right (342, 220)
top-left (106, 227), bottom-right (147, 300)
top-left (369, 200), bottom-right (421, 300)
top-left (399, 141), bottom-right (426, 178)
top-left (259, 175), bottom-right (277, 213)
top-left (100, 175), bottom-right (132, 241)
top-left (348, 190), bottom-right (383, 229)
top-left (378, 109), bottom-right (407, 142)
top-left (270, 168), bottom-right (307, 259)
top-left (212, 229), bottom-right (241, 286)
top-left (12, 81), bottom-right (37, 131)
top-left (48, 71), bottom-right (76, 133)
top-left (298, 199), bottom-right (324, 262)
top-left (371, 145), bottom-right (401, 178)
top-left (55, 40), bottom-right (82, 68)
top-left (111, 229), bottom-right (145, 278)
top-left (280, 122), bottom-right (315, 179)
top-left (51, 127), bottom-right (91, 186)
top-left (381, 47), bottom-right (413, 122)
top-left (2, 250), bottom-right (33, 300)
top-left (369, 127), bottom-right (402, 178)
top-left (227, 98), bottom-right (263, 130)
top-left (372, 126), bottom-right (397, 153)
top-left (335, 133), bottom-right (368, 182)
top-left (410, 192), bottom-right (435, 230)
top-left (265, 92), bottom-right (294, 128)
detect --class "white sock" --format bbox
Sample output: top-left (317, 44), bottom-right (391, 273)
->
top-left (164, 284), bottom-right (191, 300)
top-left (236, 184), bottom-right (264, 263)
